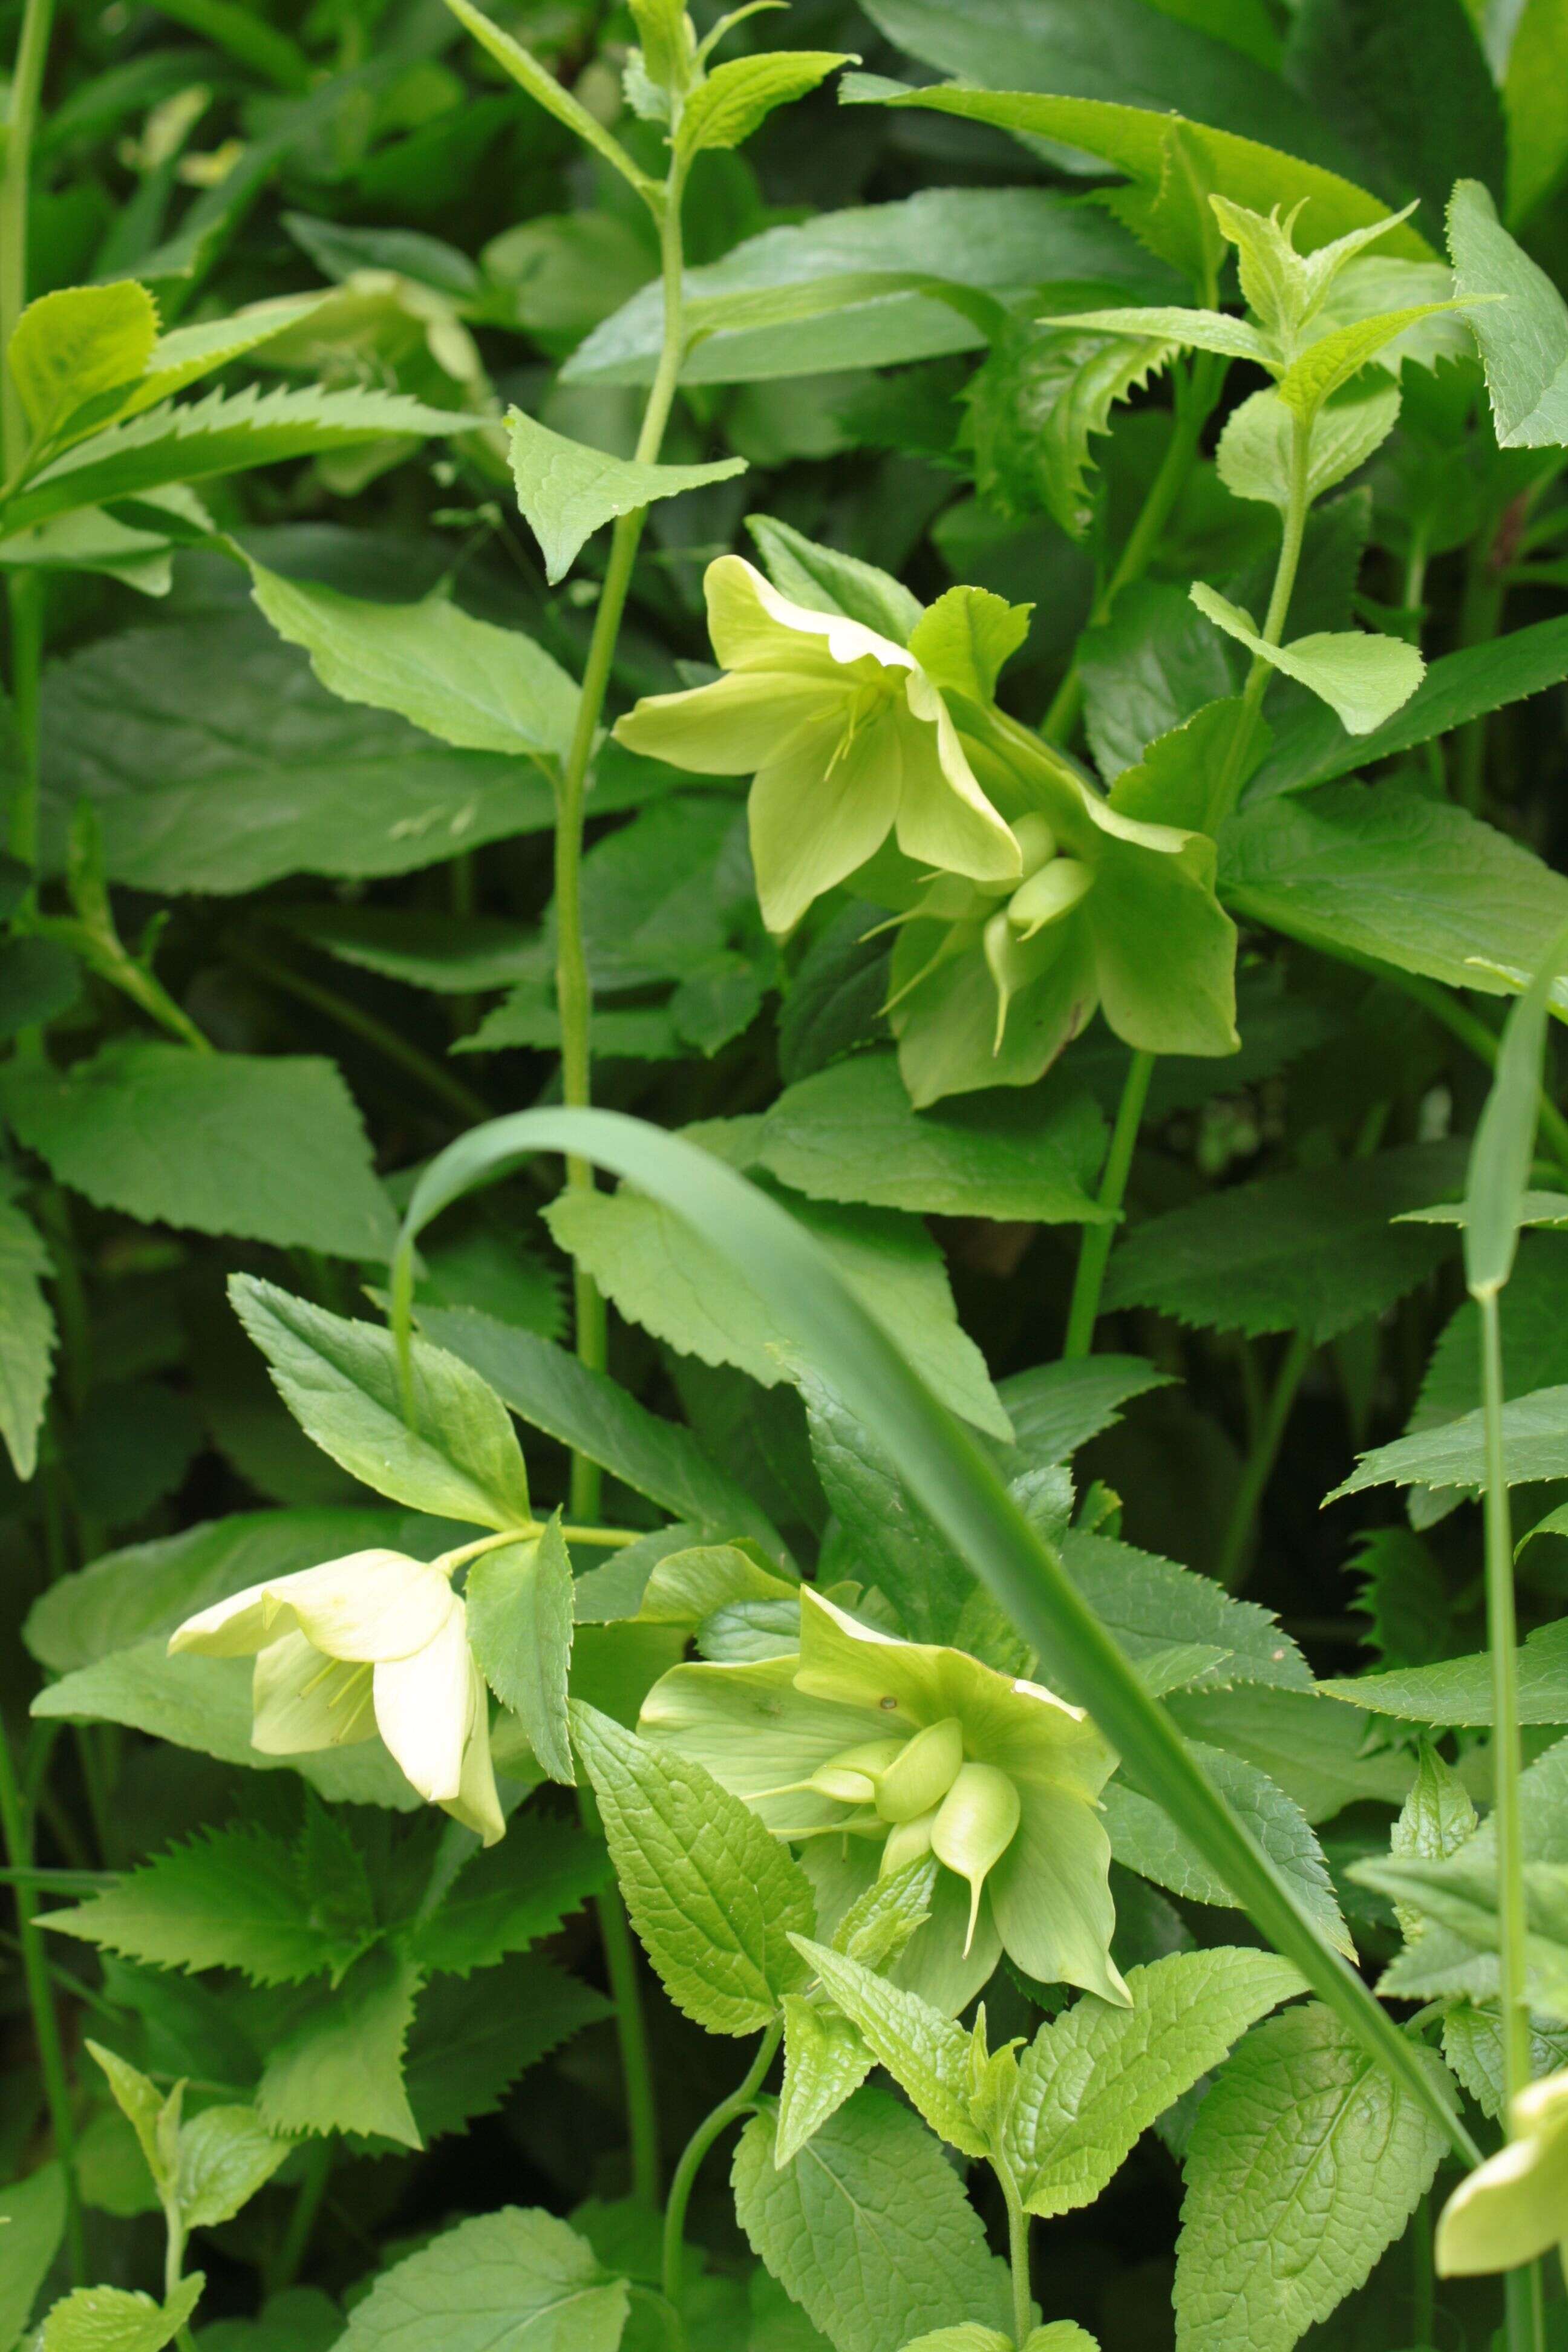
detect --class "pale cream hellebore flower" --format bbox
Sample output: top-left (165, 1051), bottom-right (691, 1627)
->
top-left (169, 1548), bottom-right (504, 1844)
top-left (1437, 2068), bottom-right (1568, 2287)
top-left (640, 1586), bottom-right (1127, 2014)
top-left (612, 556), bottom-right (1021, 933)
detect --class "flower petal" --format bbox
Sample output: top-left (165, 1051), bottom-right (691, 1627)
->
top-left (277, 1550), bottom-right (457, 1663)
top-left (889, 915), bottom-right (1096, 1109)
top-left (799, 1831), bottom-right (1001, 2014)
top-left (748, 733), bottom-right (901, 933)
top-left (1437, 2114), bottom-right (1568, 2275)
top-left (893, 685), bottom-right (1019, 887)
top-left (613, 670), bottom-right (843, 776)
top-left (169, 1579), bottom-right (278, 1659)
top-left (440, 1658), bottom-right (507, 1846)
top-left (640, 1652), bottom-right (891, 1835)
top-left (373, 1602), bottom-right (472, 1803)
top-left (1087, 827), bottom-right (1240, 1059)
top-left (705, 554), bottom-right (913, 679)
top-left (988, 1780), bottom-right (1128, 2005)
top-left (251, 1632), bottom-right (377, 1754)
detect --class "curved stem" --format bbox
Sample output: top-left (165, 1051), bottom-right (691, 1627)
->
top-left (1214, 1328), bottom-right (1313, 1592)
top-left (1001, 2173), bottom-right (1033, 2348)
top-left (231, 939), bottom-right (491, 1122)
top-left (1204, 409), bottom-right (1311, 834)
top-left (592, 1856), bottom-right (662, 2207)
top-left (2, 0), bottom-right (56, 881)
top-left (660, 2019), bottom-right (782, 2342)
top-left (0, 1713), bottom-right (85, 2281)
top-left (1062, 1049), bottom-right (1154, 1360)
top-left (267, 2138), bottom-right (332, 2295)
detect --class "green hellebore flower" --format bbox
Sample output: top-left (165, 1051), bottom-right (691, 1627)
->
top-left (885, 765), bottom-right (1239, 1108)
top-left (638, 1586), bottom-right (1128, 2015)
top-left (1436, 2067), bottom-right (1568, 2287)
top-left (612, 555), bottom-right (1021, 935)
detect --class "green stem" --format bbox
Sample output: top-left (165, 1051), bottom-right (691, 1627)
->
top-left (1411, 2191), bottom-right (1435, 2350)
top-left (1214, 1329), bottom-right (1313, 1592)
top-left (555, 163), bottom-right (688, 1523)
top-left (1453, 538), bottom-right (1506, 815)
top-left (660, 2019), bottom-right (781, 2342)
top-left (232, 939), bottom-right (491, 1123)
top-left (1062, 1049), bottom-right (1155, 1359)
top-left (1204, 409), bottom-right (1312, 834)
top-left (1002, 2174), bottom-right (1033, 2349)
top-left (1040, 353), bottom-right (1221, 747)
top-left (267, 2138), bottom-right (331, 2295)
top-left (0, 1712), bottom-right (85, 2281)
top-left (1, 0), bottom-right (54, 880)
top-left (1478, 1289), bottom-right (1546, 2352)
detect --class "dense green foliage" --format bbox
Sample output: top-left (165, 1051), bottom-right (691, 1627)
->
top-left (7, 1), bottom-right (1568, 2348)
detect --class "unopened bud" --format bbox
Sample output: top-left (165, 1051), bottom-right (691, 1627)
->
top-left (875, 1717), bottom-right (964, 1823)
top-left (932, 1763), bottom-right (1022, 1955)
top-left (809, 1737), bottom-right (906, 1807)
top-left (1008, 857), bottom-right (1094, 941)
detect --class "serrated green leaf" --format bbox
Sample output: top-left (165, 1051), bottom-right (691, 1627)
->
top-left (1319, 1619), bottom-right (1568, 1722)
top-left (1328, 1381), bottom-right (1568, 1498)
top-left (1274, 302), bottom-right (1474, 419)
top-left (507, 409), bottom-right (745, 584)
top-left (777, 1996), bottom-right (875, 2167)
top-left (1043, 302), bottom-right (1268, 365)
top-left (87, 2042), bottom-right (175, 2201)
top-left (962, 318), bottom-right (1174, 539)
top-left (733, 2091), bottom-right (1013, 2352)
top-left (40, 2275), bottom-right (203, 2352)
top-left (45, 1824), bottom-right (354, 1986)
top-left (402, 1812), bottom-right (608, 1976)
top-left (1060, 1532), bottom-right (1311, 1693)
top-left (175, 2106), bottom-right (289, 2230)
top-left (1190, 581), bottom-right (1425, 734)
top-left (745, 513), bottom-right (924, 642)
top-left (1165, 1686), bottom-right (1413, 1823)
top-left (899, 2331), bottom-right (1011, 2352)
top-left (572, 1699), bottom-right (813, 2034)
top-left (792, 1938), bottom-right (987, 2157)
top-left (1449, 177), bottom-right (1568, 445)
top-left (444, 0), bottom-right (652, 197)
top-left (1100, 1139), bottom-right (1466, 1341)
top-left (258, 1944), bottom-right (422, 2148)
top-left (8, 282), bottom-right (159, 446)
top-left (676, 52), bottom-right (850, 157)
top-left (1172, 2004), bottom-right (1449, 2352)
top-left (245, 564), bottom-right (578, 765)
top-left (0, 1044), bottom-right (394, 1261)
top-left (231, 1276), bottom-right (532, 1529)
top-left (1002, 1949), bottom-right (1304, 2216)
top-left (1388, 1742), bottom-right (1479, 1944)
top-left (335, 2205), bottom-right (629, 2352)
top-left (466, 1521), bottom-right (574, 1785)
top-left (0, 1195), bottom-right (55, 1480)
top-left (399, 1953), bottom-right (610, 2143)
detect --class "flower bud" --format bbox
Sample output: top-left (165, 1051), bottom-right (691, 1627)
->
top-left (879, 1805), bottom-right (939, 1879)
top-left (875, 1717), bottom-right (965, 1824)
top-left (1008, 856), bottom-right (1094, 941)
top-left (932, 1762), bottom-right (1022, 1954)
top-left (809, 1737), bottom-right (907, 1806)
top-left (1011, 812), bottom-right (1059, 876)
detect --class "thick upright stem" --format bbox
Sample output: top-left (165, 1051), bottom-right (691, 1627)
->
top-left (2, 0), bottom-right (56, 878)
top-left (0, 1713), bottom-right (84, 2281)
top-left (554, 165), bottom-right (687, 1521)
top-left (1479, 1289), bottom-right (1546, 2352)
top-left (1002, 2175), bottom-right (1033, 2348)
top-left (1062, 1049), bottom-right (1154, 1359)
top-left (660, 2020), bottom-right (781, 2344)
top-left (592, 1852), bottom-right (662, 2207)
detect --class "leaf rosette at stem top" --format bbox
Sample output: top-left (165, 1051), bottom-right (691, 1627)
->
top-left (169, 1546), bottom-right (504, 1843)
top-left (612, 554), bottom-right (1021, 933)
top-left (639, 1585), bottom-right (1128, 2014)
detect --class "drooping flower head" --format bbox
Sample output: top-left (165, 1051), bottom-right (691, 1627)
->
top-left (639, 1586), bottom-right (1127, 2014)
top-left (169, 1547), bottom-right (503, 1844)
top-left (612, 556), bottom-right (1021, 934)
top-left (1437, 2068), bottom-right (1568, 2288)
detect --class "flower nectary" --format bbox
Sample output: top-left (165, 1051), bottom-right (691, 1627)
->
top-left (168, 1546), bottom-right (505, 1845)
top-left (639, 1586), bottom-right (1128, 2014)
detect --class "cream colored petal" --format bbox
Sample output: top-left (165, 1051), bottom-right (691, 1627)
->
top-left (613, 670), bottom-right (843, 776)
top-left (169, 1579), bottom-right (276, 1658)
top-left (893, 683), bottom-right (1019, 886)
top-left (276, 1550), bottom-right (457, 1663)
top-left (748, 730), bottom-right (902, 933)
top-left (440, 1660), bottom-right (507, 1846)
top-left (1437, 2114), bottom-right (1568, 2275)
top-left (373, 1604), bottom-right (472, 1803)
top-left (251, 1632), bottom-right (377, 1754)
top-left (705, 554), bottom-right (915, 679)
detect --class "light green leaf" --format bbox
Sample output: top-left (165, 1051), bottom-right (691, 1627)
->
top-left (40, 2276), bottom-right (203, 2352)
top-left (1328, 1380), bottom-right (1568, 1498)
top-left (2, 385), bottom-right (469, 535)
top-left (833, 1855), bottom-right (940, 1971)
top-left (44, 1824), bottom-right (353, 1985)
top-left (1356, 1851), bottom-right (1568, 2020)
top-left (906, 586), bottom-right (1032, 704)
top-left (401, 1953), bottom-right (609, 2145)
top-left (777, 1996), bottom-right (875, 2167)
top-left (245, 564), bottom-right (578, 765)
top-left (1319, 1619), bottom-right (1568, 1723)
top-left (408, 1305), bottom-right (785, 1558)
top-left (258, 1944), bottom-right (422, 2148)
top-left (1448, 177), bottom-right (1568, 445)
top-left (1100, 1139), bottom-right (1466, 1341)
top-left (1189, 581), bottom-right (1424, 735)
top-left (544, 1180), bottom-right (1010, 1440)
top-left (1273, 302), bottom-right (1474, 419)
top-left (87, 2043), bottom-right (175, 2201)
top-left (0, 2165), bottom-right (65, 2351)
top-left (175, 2107), bottom-right (289, 2230)
top-left (733, 2091), bottom-right (1013, 2352)
top-left (466, 1521), bottom-right (575, 1785)
top-left (8, 282), bottom-right (159, 446)
top-left (1504, 0), bottom-right (1568, 223)
top-left (1216, 380), bottom-right (1400, 509)
top-left (676, 52), bottom-right (851, 157)
top-left (755, 1054), bottom-right (1106, 1226)
top-left (232, 1276), bottom-right (532, 1530)
top-left (998, 1358), bottom-right (1171, 1469)
top-left (897, 2332), bottom-right (1011, 2352)
top-left (336, 2205), bottom-right (629, 2352)
top-left (571, 1699), bottom-right (813, 2034)
top-left (1044, 303), bottom-right (1268, 364)
top-left (508, 408), bottom-right (745, 584)
top-left (0, 1044), bottom-right (394, 1261)
top-left (1165, 1686), bottom-right (1414, 1823)
top-left (1172, 2005), bottom-right (1449, 2352)
top-left (0, 1195), bottom-right (55, 1480)
top-left (120, 295), bottom-right (333, 419)
top-left (1062, 1533), bottom-right (1311, 1693)
top-left (1002, 1949), bottom-right (1304, 2216)
top-left (1463, 923), bottom-right (1568, 1296)
top-left (792, 1938), bottom-right (987, 2157)
top-left (444, 0), bottom-right (653, 196)
top-left (1220, 779), bottom-right (1568, 991)
top-left (1389, 1742), bottom-right (1480, 1944)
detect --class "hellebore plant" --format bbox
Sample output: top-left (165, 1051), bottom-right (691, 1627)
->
top-left (613, 554), bottom-right (1021, 933)
top-left (169, 1547), bottom-right (505, 1843)
top-left (640, 1586), bottom-right (1127, 2013)
top-left (1437, 2069), bottom-right (1568, 2289)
